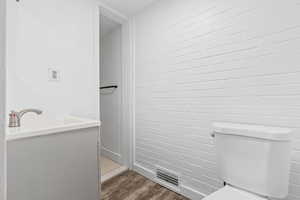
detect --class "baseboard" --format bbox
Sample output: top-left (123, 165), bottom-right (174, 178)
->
top-left (101, 147), bottom-right (121, 163)
top-left (133, 163), bottom-right (206, 200)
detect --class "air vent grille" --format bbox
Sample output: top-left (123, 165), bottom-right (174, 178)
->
top-left (156, 168), bottom-right (179, 187)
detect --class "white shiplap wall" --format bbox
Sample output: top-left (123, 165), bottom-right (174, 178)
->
top-left (133, 0), bottom-right (300, 199)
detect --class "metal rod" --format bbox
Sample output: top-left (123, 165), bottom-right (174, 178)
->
top-left (100, 85), bottom-right (118, 90)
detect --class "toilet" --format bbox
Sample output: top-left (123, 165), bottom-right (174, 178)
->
top-left (205, 122), bottom-right (292, 200)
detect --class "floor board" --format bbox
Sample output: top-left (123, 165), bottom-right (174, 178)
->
top-left (101, 170), bottom-right (190, 200)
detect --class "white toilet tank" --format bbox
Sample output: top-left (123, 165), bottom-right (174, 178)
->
top-left (213, 122), bottom-right (292, 198)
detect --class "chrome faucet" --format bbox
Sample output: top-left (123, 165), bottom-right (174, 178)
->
top-left (9, 109), bottom-right (43, 127)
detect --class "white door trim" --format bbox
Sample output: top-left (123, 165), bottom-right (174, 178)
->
top-left (129, 18), bottom-right (136, 168)
top-left (94, 1), bottom-right (134, 170)
top-left (0, 0), bottom-right (7, 199)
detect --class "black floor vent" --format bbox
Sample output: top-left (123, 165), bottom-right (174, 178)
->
top-left (156, 168), bottom-right (179, 187)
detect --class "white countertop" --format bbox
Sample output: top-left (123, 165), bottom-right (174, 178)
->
top-left (6, 116), bottom-right (101, 141)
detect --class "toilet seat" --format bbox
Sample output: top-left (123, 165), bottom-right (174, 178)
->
top-left (203, 185), bottom-right (268, 200)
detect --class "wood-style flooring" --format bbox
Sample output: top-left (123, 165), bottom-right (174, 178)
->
top-left (101, 170), bottom-right (190, 200)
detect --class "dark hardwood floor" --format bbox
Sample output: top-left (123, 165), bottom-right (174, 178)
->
top-left (101, 170), bottom-right (190, 200)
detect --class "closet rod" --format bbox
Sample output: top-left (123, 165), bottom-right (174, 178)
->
top-left (100, 85), bottom-right (118, 90)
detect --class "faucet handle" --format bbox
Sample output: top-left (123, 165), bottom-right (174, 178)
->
top-left (9, 111), bottom-right (19, 127)
top-left (9, 111), bottom-right (18, 118)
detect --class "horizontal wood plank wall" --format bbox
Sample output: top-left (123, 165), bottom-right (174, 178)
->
top-left (133, 0), bottom-right (300, 199)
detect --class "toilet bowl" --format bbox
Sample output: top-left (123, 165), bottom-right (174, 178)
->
top-left (203, 185), bottom-right (267, 200)
top-left (206, 122), bottom-right (292, 200)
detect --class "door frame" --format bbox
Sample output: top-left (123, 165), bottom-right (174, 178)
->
top-left (94, 1), bottom-right (135, 170)
top-left (0, 0), bottom-right (7, 199)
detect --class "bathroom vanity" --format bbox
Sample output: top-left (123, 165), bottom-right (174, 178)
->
top-left (6, 116), bottom-right (101, 200)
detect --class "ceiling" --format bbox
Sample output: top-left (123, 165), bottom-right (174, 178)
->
top-left (100, 0), bottom-right (157, 17)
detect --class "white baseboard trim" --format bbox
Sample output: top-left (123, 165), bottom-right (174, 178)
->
top-left (101, 147), bottom-right (121, 163)
top-left (133, 163), bottom-right (206, 200)
top-left (101, 166), bottom-right (128, 183)
top-left (181, 185), bottom-right (207, 200)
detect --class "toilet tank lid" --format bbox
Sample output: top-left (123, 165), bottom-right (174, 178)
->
top-left (213, 122), bottom-right (292, 141)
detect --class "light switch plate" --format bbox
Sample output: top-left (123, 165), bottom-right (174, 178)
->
top-left (48, 68), bottom-right (60, 81)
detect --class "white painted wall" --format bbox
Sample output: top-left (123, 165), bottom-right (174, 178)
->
top-left (6, 0), bottom-right (99, 119)
top-left (133, 0), bottom-right (300, 199)
top-left (0, 0), bottom-right (6, 198)
top-left (100, 26), bottom-right (122, 163)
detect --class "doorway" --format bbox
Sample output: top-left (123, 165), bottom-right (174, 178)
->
top-left (99, 11), bottom-right (127, 183)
